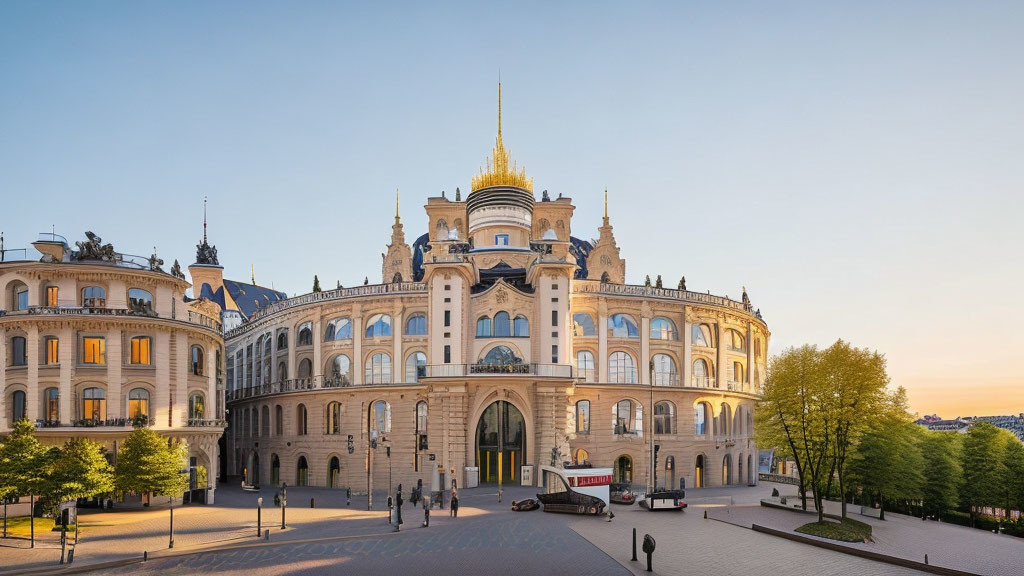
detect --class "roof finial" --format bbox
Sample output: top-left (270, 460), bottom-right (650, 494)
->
top-left (498, 79), bottom-right (502, 141)
top-left (395, 188), bottom-right (400, 219)
top-left (203, 196), bottom-right (208, 244)
top-left (604, 189), bottom-right (608, 219)
top-left (251, 263), bottom-right (255, 285)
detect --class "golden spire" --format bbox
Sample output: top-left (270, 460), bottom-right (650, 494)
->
top-left (395, 188), bottom-right (400, 220)
top-left (471, 82), bottom-right (532, 192)
top-left (604, 189), bottom-right (608, 219)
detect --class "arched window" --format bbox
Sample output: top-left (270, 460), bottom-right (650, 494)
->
top-left (11, 390), bottom-right (26, 422)
top-left (612, 399), bottom-right (641, 435)
top-left (435, 218), bottom-right (449, 241)
top-left (732, 362), bottom-right (745, 388)
top-left (127, 288), bottom-right (154, 315)
top-left (277, 362), bottom-right (287, 383)
top-left (297, 322), bottom-right (313, 346)
top-left (365, 353), bottom-right (392, 384)
top-left (694, 454), bottom-right (705, 488)
top-left (326, 401), bottom-right (341, 435)
top-left (130, 336), bottom-right (151, 365)
top-left (406, 314), bottom-right (427, 336)
top-left (275, 405), bottom-right (283, 435)
top-left (572, 313), bottom-right (597, 337)
top-left (650, 317), bottom-right (677, 340)
top-left (654, 401), bottom-right (675, 435)
top-left (608, 351), bottom-right (637, 383)
top-left (614, 454), bottom-right (633, 484)
top-left (189, 392), bottom-right (205, 420)
top-left (271, 454), bottom-right (280, 486)
top-left (576, 351), bottom-right (595, 382)
top-left (277, 331), bottom-right (288, 349)
top-left (82, 387), bottom-right (106, 421)
top-left (722, 455), bottom-right (731, 486)
top-left (692, 358), bottom-right (712, 387)
top-left (695, 403), bottom-right (709, 436)
top-left (10, 336), bottom-right (26, 366)
top-left (128, 388), bottom-right (150, 420)
top-left (726, 329), bottom-right (746, 352)
top-left (296, 456), bottom-right (309, 486)
top-left (329, 354), bottom-right (351, 386)
top-left (44, 387), bottom-right (59, 422)
top-left (652, 353), bottom-right (677, 386)
top-left (296, 404), bottom-right (308, 435)
top-left (364, 314), bottom-right (392, 338)
top-left (608, 314), bottom-right (639, 338)
top-left (481, 345), bottom-right (518, 365)
top-left (369, 400), bottom-right (391, 438)
top-left (324, 318), bottom-right (351, 341)
top-left (405, 352), bottom-right (427, 382)
top-left (415, 401), bottom-right (428, 467)
top-left (81, 286), bottom-right (106, 308)
top-left (10, 281), bottom-right (29, 311)
top-left (513, 315), bottom-right (529, 337)
top-left (691, 324), bottom-right (714, 347)
top-left (297, 358), bottom-right (312, 379)
top-left (575, 400), bottom-right (590, 434)
top-left (719, 403), bottom-right (732, 439)
top-left (476, 316), bottom-right (492, 337)
top-left (191, 345), bottom-right (205, 376)
top-left (493, 312), bottom-right (511, 337)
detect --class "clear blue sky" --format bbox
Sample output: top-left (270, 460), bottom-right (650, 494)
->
top-left (2, 1), bottom-right (1022, 416)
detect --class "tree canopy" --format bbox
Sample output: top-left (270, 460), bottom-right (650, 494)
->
top-left (0, 419), bottom-right (57, 499)
top-left (114, 428), bottom-right (189, 498)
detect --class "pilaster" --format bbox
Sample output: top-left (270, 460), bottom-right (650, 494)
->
top-left (26, 326), bottom-right (39, 422)
top-left (154, 331), bottom-right (170, 428)
top-left (105, 328), bottom-right (121, 419)
top-left (59, 327), bottom-right (73, 424)
top-left (174, 333), bottom-right (188, 427)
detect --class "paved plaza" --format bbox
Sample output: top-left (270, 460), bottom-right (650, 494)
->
top-left (2, 482), bottom-right (1022, 575)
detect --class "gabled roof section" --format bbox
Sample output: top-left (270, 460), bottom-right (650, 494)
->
top-left (223, 279), bottom-right (288, 319)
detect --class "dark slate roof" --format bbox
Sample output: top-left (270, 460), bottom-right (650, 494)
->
top-left (223, 279), bottom-right (288, 319)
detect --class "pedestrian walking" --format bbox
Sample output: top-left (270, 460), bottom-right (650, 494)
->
top-left (451, 489), bottom-right (459, 518)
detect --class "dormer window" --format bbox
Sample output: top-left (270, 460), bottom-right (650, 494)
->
top-left (495, 234), bottom-right (509, 246)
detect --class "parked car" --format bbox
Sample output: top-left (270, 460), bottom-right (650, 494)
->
top-left (609, 483), bottom-right (637, 505)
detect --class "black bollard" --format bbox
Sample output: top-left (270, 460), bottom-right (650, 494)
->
top-left (310, 498), bottom-right (315, 508)
top-left (632, 528), bottom-right (637, 561)
top-left (925, 554), bottom-right (929, 565)
top-left (704, 509), bottom-right (707, 519)
top-left (143, 551), bottom-right (148, 562)
top-left (642, 534), bottom-right (656, 573)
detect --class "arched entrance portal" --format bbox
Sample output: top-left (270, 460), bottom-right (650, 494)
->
top-left (694, 455), bottom-right (705, 488)
top-left (475, 401), bottom-right (525, 484)
top-left (328, 456), bottom-right (340, 488)
top-left (613, 455), bottom-right (633, 484)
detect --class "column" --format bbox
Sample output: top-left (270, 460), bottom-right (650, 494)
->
top-left (154, 331), bottom-right (170, 428)
top-left (174, 333), bottom-right (188, 427)
top-left (313, 319), bottom-right (323, 380)
top-left (59, 327), bottom-right (73, 424)
top-left (353, 311), bottom-right (363, 384)
top-left (640, 316), bottom-right (650, 385)
top-left (287, 329), bottom-right (296, 380)
top-left (0, 332), bottom-right (7, 430)
top-left (682, 308), bottom-right (691, 387)
top-left (392, 310), bottom-right (403, 382)
top-left (26, 326), bottom-right (39, 422)
top-left (105, 328), bottom-right (122, 419)
top-left (597, 302), bottom-right (608, 382)
top-left (716, 324), bottom-right (726, 389)
top-left (208, 345), bottom-right (217, 423)
top-left (746, 322), bottom-right (754, 392)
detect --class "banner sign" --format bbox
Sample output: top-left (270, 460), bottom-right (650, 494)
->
top-left (569, 474), bottom-right (612, 487)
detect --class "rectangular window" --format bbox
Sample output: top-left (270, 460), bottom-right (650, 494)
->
top-left (551, 297), bottom-right (558, 303)
top-left (444, 284), bottom-right (450, 291)
top-left (83, 337), bottom-right (106, 365)
top-left (551, 310), bottom-right (558, 327)
top-left (551, 284), bottom-right (558, 290)
top-left (552, 345), bottom-right (558, 364)
top-left (444, 310), bottom-right (451, 327)
top-left (443, 345), bottom-right (451, 364)
top-left (46, 337), bottom-right (59, 364)
top-left (444, 297), bottom-right (451, 303)
top-left (16, 289), bottom-right (28, 311)
top-left (11, 337), bottom-right (27, 366)
top-left (131, 337), bottom-right (151, 365)
top-left (46, 286), bottom-right (58, 307)
top-left (495, 234), bottom-right (509, 246)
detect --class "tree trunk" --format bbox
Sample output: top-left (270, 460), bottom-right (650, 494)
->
top-left (839, 476), bottom-right (847, 519)
top-left (799, 482), bottom-right (807, 511)
top-left (815, 490), bottom-right (825, 523)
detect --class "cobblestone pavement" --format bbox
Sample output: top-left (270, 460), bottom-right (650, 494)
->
top-left (708, 503), bottom-right (1024, 576)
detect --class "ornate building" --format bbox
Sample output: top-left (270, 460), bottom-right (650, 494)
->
top-left (222, 87), bottom-right (770, 495)
top-left (0, 232), bottom-right (228, 502)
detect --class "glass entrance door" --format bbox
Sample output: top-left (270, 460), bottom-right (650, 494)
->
top-left (476, 401), bottom-right (525, 484)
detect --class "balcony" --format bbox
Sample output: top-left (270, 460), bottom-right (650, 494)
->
top-left (225, 375), bottom-right (419, 402)
top-left (424, 363), bottom-right (574, 378)
top-left (0, 305), bottom-right (221, 332)
top-left (691, 377), bottom-right (715, 388)
top-left (186, 418), bottom-right (227, 428)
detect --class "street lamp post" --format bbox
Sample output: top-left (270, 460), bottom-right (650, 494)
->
top-left (649, 360), bottom-right (655, 496)
top-left (280, 483), bottom-right (287, 529)
top-left (168, 496), bottom-right (175, 549)
top-left (257, 497), bottom-right (263, 537)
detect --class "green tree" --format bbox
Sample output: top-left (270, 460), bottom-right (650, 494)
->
top-left (115, 428), bottom-right (189, 499)
top-left (847, 388), bottom-right (923, 519)
top-left (960, 422), bottom-right (1008, 526)
top-left (1001, 434), bottom-right (1024, 517)
top-left (919, 430), bottom-right (962, 518)
top-left (0, 420), bottom-right (57, 501)
top-left (42, 438), bottom-right (114, 520)
top-left (312, 275), bottom-right (321, 292)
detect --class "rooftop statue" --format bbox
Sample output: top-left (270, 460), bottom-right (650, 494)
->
top-left (541, 190), bottom-right (550, 202)
top-left (74, 231), bottom-right (116, 262)
top-left (170, 259), bottom-right (185, 280)
top-left (655, 275), bottom-right (663, 289)
top-left (678, 276), bottom-right (686, 291)
top-left (195, 239), bottom-right (219, 265)
top-left (148, 252), bottom-right (165, 272)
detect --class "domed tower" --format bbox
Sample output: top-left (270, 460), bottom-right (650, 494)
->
top-left (466, 83), bottom-right (535, 250)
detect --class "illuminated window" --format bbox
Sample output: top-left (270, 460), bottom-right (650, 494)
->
top-left (46, 337), bottom-right (59, 364)
top-left (128, 388), bottom-right (150, 420)
top-left (83, 337), bottom-right (105, 364)
top-left (326, 401), bottom-right (341, 435)
top-left (44, 387), bottom-right (59, 422)
top-left (576, 400), bottom-right (590, 434)
top-left (82, 387), bottom-right (106, 421)
top-left (189, 393), bottom-right (205, 420)
top-left (130, 337), bottom-right (151, 365)
top-left (46, 286), bottom-right (59, 307)
top-left (81, 286), bottom-right (106, 308)
top-left (415, 400), bottom-right (428, 470)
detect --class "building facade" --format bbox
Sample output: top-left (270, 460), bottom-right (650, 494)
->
top-left (222, 91), bottom-right (770, 495)
top-left (0, 233), bottom-right (226, 502)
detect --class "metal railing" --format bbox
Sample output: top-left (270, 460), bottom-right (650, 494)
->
top-left (37, 232), bottom-right (69, 245)
top-left (225, 374), bottom-right (420, 402)
top-left (186, 418), bottom-right (227, 428)
top-left (424, 363), bottom-right (574, 378)
top-left (0, 305), bottom-right (221, 332)
top-left (572, 280), bottom-right (754, 315)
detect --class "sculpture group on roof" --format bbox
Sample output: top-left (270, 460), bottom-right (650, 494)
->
top-left (73, 231), bottom-right (116, 262)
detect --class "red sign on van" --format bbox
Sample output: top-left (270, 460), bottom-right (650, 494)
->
top-left (569, 474), bottom-right (612, 487)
